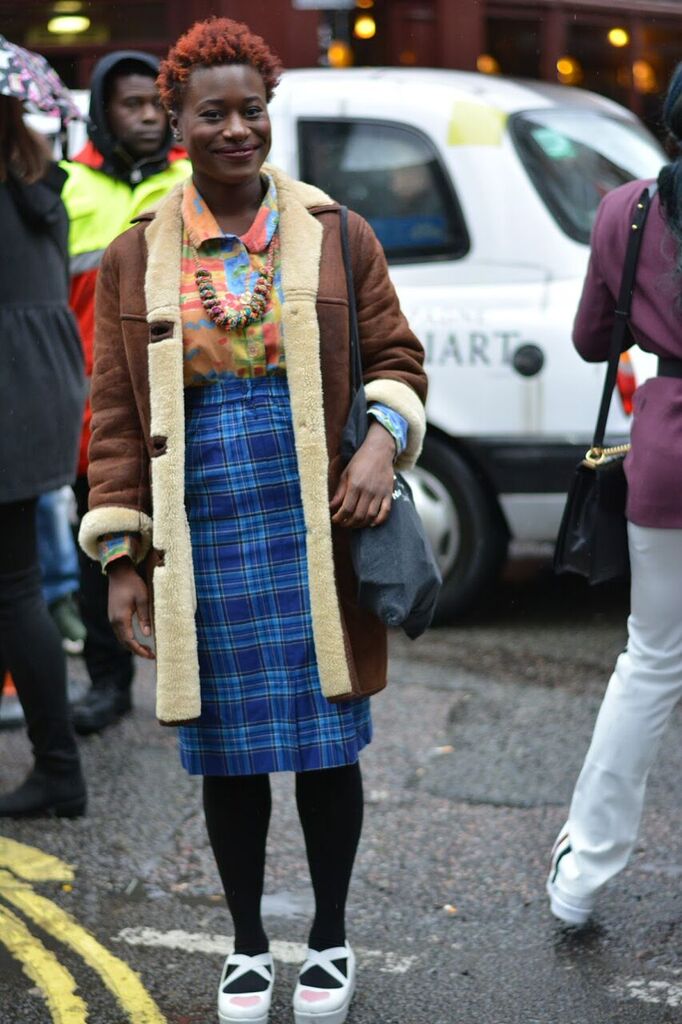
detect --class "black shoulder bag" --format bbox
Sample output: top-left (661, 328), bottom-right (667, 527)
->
top-left (338, 206), bottom-right (442, 637)
top-left (553, 184), bottom-right (656, 584)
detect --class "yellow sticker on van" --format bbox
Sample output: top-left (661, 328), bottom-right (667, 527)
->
top-left (448, 102), bottom-right (508, 146)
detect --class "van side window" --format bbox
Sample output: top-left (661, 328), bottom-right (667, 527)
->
top-left (510, 109), bottom-right (663, 244)
top-left (298, 119), bottom-right (469, 264)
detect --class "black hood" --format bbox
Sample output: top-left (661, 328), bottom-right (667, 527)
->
top-left (87, 50), bottom-right (173, 185)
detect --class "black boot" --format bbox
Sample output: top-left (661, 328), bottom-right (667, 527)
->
top-left (72, 682), bottom-right (132, 736)
top-left (0, 768), bottom-right (86, 818)
top-left (0, 557), bottom-right (85, 808)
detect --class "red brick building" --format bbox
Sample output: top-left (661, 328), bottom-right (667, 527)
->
top-left (2, 0), bottom-right (681, 125)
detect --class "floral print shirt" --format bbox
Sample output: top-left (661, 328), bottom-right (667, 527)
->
top-left (97, 174), bottom-right (408, 569)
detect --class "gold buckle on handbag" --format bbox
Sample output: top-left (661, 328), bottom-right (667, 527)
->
top-left (582, 444), bottom-right (631, 468)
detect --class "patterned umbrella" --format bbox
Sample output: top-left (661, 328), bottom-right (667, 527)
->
top-left (0, 34), bottom-right (82, 124)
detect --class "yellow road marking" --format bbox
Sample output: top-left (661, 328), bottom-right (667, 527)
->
top-left (0, 836), bottom-right (74, 883)
top-left (0, 902), bottom-right (87, 1024)
top-left (0, 868), bottom-right (166, 1024)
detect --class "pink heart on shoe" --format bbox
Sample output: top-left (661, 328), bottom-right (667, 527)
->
top-left (301, 990), bottom-right (331, 1003)
top-left (229, 996), bottom-right (261, 1007)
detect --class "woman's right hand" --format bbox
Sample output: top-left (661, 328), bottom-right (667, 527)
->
top-left (107, 558), bottom-right (156, 660)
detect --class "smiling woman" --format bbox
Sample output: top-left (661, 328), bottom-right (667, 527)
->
top-left (169, 64), bottom-right (273, 236)
top-left (78, 17), bottom-right (427, 1024)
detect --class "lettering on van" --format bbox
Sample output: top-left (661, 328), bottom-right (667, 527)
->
top-left (422, 330), bottom-right (527, 367)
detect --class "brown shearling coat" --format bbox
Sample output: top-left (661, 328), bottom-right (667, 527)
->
top-left (79, 166), bottom-right (427, 724)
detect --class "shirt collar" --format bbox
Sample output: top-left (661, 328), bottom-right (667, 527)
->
top-left (182, 173), bottom-right (279, 253)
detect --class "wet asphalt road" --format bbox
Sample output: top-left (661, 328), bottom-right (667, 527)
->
top-left (2, 558), bottom-right (682, 1024)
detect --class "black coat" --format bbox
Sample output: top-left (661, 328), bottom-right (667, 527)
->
top-left (0, 163), bottom-right (84, 503)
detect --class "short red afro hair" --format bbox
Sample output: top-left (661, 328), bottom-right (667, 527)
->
top-left (157, 17), bottom-right (282, 111)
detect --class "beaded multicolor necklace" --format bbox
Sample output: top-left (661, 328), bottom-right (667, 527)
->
top-left (191, 231), bottom-right (280, 331)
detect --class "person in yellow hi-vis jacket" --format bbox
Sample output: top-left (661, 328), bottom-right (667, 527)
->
top-left (62, 51), bottom-right (190, 740)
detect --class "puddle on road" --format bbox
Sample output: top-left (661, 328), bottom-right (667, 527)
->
top-left (261, 889), bottom-right (313, 918)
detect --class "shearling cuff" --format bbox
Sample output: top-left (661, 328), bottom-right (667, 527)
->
top-left (364, 379), bottom-right (426, 469)
top-left (79, 506), bottom-right (154, 563)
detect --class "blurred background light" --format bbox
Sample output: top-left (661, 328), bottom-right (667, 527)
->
top-left (47, 15), bottom-right (90, 34)
top-left (607, 27), bottom-right (630, 47)
top-left (476, 53), bottom-right (501, 75)
top-left (556, 56), bottom-right (583, 85)
top-left (353, 15), bottom-right (376, 40)
top-left (399, 49), bottom-right (417, 66)
top-left (327, 39), bottom-right (353, 67)
top-left (632, 59), bottom-right (658, 94)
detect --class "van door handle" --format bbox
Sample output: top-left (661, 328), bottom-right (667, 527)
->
top-left (512, 343), bottom-right (544, 377)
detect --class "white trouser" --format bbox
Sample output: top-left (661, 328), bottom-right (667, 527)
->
top-left (557, 523), bottom-right (682, 899)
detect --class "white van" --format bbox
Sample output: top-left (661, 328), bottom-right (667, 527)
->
top-left (267, 68), bottom-right (664, 620)
top-left (61, 70), bottom-right (665, 621)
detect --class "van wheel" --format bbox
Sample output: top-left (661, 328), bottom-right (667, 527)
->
top-left (404, 435), bottom-right (508, 623)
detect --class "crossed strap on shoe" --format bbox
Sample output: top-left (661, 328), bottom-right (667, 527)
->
top-left (294, 943), bottom-right (356, 1023)
top-left (298, 946), bottom-right (349, 988)
top-left (221, 952), bottom-right (274, 994)
top-left (219, 952), bottom-right (274, 1024)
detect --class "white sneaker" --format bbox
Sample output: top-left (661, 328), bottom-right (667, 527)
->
top-left (218, 952), bottom-right (274, 1024)
top-left (546, 832), bottom-right (594, 926)
top-left (293, 943), bottom-right (356, 1024)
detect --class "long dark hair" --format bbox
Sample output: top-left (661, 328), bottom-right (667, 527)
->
top-left (0, 95), bottom-right (50, 183)
top-left (658, 63), bottom-right (682, 278)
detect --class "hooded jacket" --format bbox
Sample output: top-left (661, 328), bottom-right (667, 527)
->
top-left (60, 51), bottom-right (190, 475)
top-left (85, 50), bottom-right (176, 185)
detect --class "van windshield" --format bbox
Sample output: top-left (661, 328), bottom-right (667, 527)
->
top-left (511, 109), bottom-right (664, 243)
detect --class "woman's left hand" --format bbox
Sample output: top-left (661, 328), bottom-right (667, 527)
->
top-left (330, 421), bottom-right (396, 528)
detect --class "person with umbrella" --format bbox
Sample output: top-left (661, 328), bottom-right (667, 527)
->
top-left (0, 36), bottom-right (86, 817)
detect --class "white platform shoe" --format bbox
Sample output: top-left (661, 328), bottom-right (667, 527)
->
top-left (293, 943), bottom-right (356, 1024)
top-left (218, 951), bottom-right (274, 1024)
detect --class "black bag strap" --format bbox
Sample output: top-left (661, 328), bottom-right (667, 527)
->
top-left (339, 205), bottom-right (363, 398)
top-left (592, 183), bottom-right (657, 449)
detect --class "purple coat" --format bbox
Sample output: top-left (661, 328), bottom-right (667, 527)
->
top-left (573, 177), bottom-right (682, 528)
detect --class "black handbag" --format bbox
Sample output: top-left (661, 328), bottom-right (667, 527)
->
top-left (338, 206), bottom-right (442, 638)
top-left (553, 184), bottom-right (656, 584)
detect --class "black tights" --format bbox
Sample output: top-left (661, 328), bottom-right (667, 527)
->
top-left (203, 762), bottom-right (364, 958)
top-left (0, 500), bottom-right (79, 773)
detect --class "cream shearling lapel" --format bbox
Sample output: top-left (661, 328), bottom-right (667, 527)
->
top-left (269, 166), bottom-right (354, 699)
top-left (142, 169), bottom-right (354, 721)
top-left (144, 182), bottom-right (201, 724)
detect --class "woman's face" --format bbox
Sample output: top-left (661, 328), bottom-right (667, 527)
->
top-left (172, 64), bottom-right (271, 188)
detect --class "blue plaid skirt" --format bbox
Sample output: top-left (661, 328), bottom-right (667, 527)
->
top-left (178, 375), bottom-right (372, 776)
